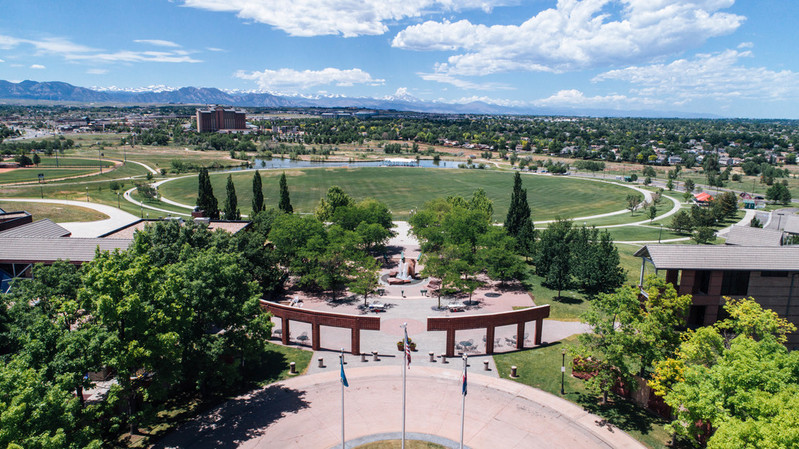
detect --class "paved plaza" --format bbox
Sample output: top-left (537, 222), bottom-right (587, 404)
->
top-left (154, 366), bottom-right (645, 449)
top-left (269, 221), bottom-right (589, 376)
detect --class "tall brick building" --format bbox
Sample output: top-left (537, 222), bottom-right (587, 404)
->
top-left (196, 106), bottom-right (246, 132)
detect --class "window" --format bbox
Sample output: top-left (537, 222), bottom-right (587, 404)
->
top-left (721, 271), bottom-right (750, 296)
top-left (693, 270), bottom-right (712, 295)
top-left (761, 271), bottom-right (788, 277)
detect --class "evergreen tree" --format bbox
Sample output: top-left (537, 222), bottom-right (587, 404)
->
top-left (278, 172), bottom-right (293, 213)
top-left (505, 172), bottom-right (531, 237)
top-left (251, 170), bottom-right (264, 215)
top-left (534, 219), bottom-right (573, 298)
top-left (223, 174), bottom-right (240, 220)
top-left (196, 167), bottom-right (219, 219)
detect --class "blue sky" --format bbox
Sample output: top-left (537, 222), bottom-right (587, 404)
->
top-left (1, 0), bottom-right (798, 118)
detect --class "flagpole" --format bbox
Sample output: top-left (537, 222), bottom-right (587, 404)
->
top-left (341, 349), bottom-right (346, 449)
top-left (461, 354), bottom-right (467, 449)
top-left (402, 323), bottom-right (407, 449)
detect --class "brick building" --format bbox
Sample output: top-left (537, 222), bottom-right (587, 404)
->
top-left (635, 244), bottom-right (799, 348)
top-left (196, 106), bottom-right (246, 132)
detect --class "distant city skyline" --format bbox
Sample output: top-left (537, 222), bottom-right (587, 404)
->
top-left (1, 1), bottom-right (799, 118)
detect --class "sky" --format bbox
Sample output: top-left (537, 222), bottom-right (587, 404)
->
top-left (1, 0), bottom-right (799, 118)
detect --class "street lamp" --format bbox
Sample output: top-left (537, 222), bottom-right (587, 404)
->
top-left (86, 187), bottom-right (89, 202)
top-left (117, 192), bottom-right (120, 209)
top-left (658, 224), bottom-right (663, 243)
top-left (561, 349), bottom-right (566, 395)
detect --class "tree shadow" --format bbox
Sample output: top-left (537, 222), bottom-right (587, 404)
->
top-left (549, 295), bottom-right (584, 305)
top-left (151, 385), bottom-right (310, 449)
top-left (573, 392), bottom-right (669, 440)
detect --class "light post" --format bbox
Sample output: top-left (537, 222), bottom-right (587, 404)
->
top-left (99, 149), bottom-right (103, 173)
top-left (117, 192), bottom-right (120, 209)
top-left (85, 187), bottom-right (89, 202)
top-left (659, 224), bottom-right (663, 243)
top-left (561, 349), bottom-right (566, 395)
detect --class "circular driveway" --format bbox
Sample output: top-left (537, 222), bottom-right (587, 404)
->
top-left (153, 366), bottom-right (644, 449)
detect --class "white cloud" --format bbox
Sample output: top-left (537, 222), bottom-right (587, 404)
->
top-left (206, 47), bottom-right (225, 52)
top-left (87, 68), bottom-right (109, 75)
top-left (737, 41), bottom-right (754, 49)
top-left (0, 58), bottom-right (4, 63)
top-left (134, 39), bottom-right (181, 48)
top-left (30, 64), bottom-right (45, 69)
top-left (181, 0), bottom-right (515, 37)
top-left (0, 33), bottom-right (201, 65)
top-left (393, 0), bottom-right (744, 76)
top-left (533, 89), bottom-right (661, 108)
top-left (419, 72), bottom-right (513, 90)
top-left (593, 49), bottom-right (799, 103)
top-left (235, 67), bottom-right (385, 93)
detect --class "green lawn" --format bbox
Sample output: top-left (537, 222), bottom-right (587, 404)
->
top-left (521, 265), bottom-right (591, 321)
top-left (493, 336), bottom-right (674, 449)
top-left (0, 201), bottom-right (109, 222)
top-left (36, 157), bottom-right (115, 168)
top-left (72, 146), bottom-right (245, 171)
top-left (355, 441), bottom-right (445, 449)
top-left (604, 225), bottom-right (685, 242)
top-left (158, 168), bottom-right (636, 220)
top-left (0, 168), bottom-right (100, 184)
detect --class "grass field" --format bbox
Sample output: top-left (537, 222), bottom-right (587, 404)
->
top-left (0, 201), bottom-right (109, 222)
top-left (493, 336), bottom-right (673, 449)
top-left (0, 168), bottom-right (100, 184)
top-left (36, 157), bottom-right (115, 168)
top-left (72, 146), bottom-right (245, 171)
top-left (158, 168), bottom-right (636, 220)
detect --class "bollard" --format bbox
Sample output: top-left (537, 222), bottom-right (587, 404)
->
top-left (289, 362), bottom-right (297, 374)
top-left (318, 357), bottom-right (324, 368)
top-left (440, 354), bottom-right (448, 364)
top-left (372, 351), bottom-right (380, 362)
top-left (510, 365), bottom-right (518, 378)
top-left (484, 360), bottom-right (490, 371)
top-left (361, 353), bottom-right (367, 362)
top-left (429, 351), bottom-right (435, 363)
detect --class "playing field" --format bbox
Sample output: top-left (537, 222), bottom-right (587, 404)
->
top-left (0, 168), bottom-right (100, 184)
top-left (158, 168), bottom-right (635, 220)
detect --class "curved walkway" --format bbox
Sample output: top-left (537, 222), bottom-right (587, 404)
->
top-left (153, 366), bottom-right (644, 449)
top-left (0, 197), bottom-right (139, 237)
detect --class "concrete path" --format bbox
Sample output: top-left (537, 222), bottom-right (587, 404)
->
top-left (0, 197), bottom-right (139, 237)
top-left (126, 159), bottom-right (159, 175)
top-left (153, 366), bottom-right (644, 449)
top-left (122, 186), bottom-right (192, 217)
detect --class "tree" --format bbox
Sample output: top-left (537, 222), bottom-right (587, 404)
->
top-left (516, 219), bottom-right (537, 261)
top-left (626, 193), bottom-right (643, 215)
top-left (136, 182), bottom-right (157, 200)
top-left (534, 219), bottom-right (573, 298)
top-left (577, 278), bottom-right (691, 403)
top-left (715, 191), bottom-right (738, 220)
top-left (670, 210), bottom-right (694, 234)
top-left (643, 165), bottom-right (656, 178)
top-left (570, 227), bottom-right (625, 296)
top-left (315, 186), bottom-right (352, 221)
top-left (505, 172), bottom-right (531, 238)
top-left (666, 178), bottom-right (674, 191)
top-left (750, 216), bottom-right (762, 228)
top-left (278, 172), bottom-right (293, 213)
top-left (648, 204), bottom-right (658, 222)
top-left (766, 182), bottom-right (791, 205)
top-left (692, 226), bottom-right (716, 244)
top-left (251, 170), bottom-right (264, 215)
top-left (684, 178), bottom-right (695, 195)
top-left (223, 174), bottom-right (240, 220)
top-left (348, 257), bottom-right (380, 305)
top-left (196, 167), bottom-right (219, 219)
top-left (32, 153), bottom-right (40, 166)
top-left (651, 298), bottom-right (798, 447)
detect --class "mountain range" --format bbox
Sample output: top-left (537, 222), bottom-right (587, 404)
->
top-left (0, 80), bottom-right (717, 118)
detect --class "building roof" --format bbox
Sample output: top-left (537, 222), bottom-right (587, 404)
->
top-left (99, 218), bottom-right (251, 239)
top-left (784, 215), bottom-right (799, 235)
top-left (0, 219), bottom-right (71, 238)
top-left (694, 192), bottom-right (713, 202)
top-left (724, 226), bottom-right (784, 247)
top-left (0, 211), bottom-right (31, 223)
top-left (634, 244), bottom-right (799, 271)
top-left (0, 237), bottom-right (132, 264)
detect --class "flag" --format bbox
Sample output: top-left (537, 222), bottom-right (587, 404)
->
top-left (340, 355), bottom-right (349, 388)
top-left (404, 326), bottom-right (411, 369)
top-left (462, 368), bottom-right (467, 396)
